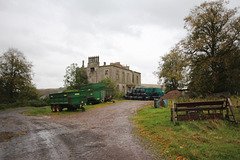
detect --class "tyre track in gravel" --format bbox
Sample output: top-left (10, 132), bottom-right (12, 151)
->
top-left (0, 109), bottom-right (71, 160)
top-left (0, 101), bottom-right (154, 160)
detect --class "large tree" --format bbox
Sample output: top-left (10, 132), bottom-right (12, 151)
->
top-left (0, 48), bottom-right (38, 103)
top-left (156, 44), bottom-right (189, 93)
top-left (184, 0), bottom-right (240, 94)
top-left (64, 63), bottom-right (88, 90)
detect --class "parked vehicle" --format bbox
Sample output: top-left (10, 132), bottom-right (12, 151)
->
top-left (124, 87), bottom-right (164, 100)
top-left (49, 91), bottom-right (86, 112)
top-left (79, 83), bottom-right (113, 104)
top-left (49, 83), bottom-right (113, 112)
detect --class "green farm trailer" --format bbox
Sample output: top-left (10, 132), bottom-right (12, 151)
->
top-left (79, 83), bottom-right (113, 104)
top-left (49, 83), bottom-right (113, 112)
top-left (49, 91), bottom-right (86, 112)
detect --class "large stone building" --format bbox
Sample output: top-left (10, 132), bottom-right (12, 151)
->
top-left (83, 56), bottom-right (141, 93)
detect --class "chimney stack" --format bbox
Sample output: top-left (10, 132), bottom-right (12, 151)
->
top-left (82, 60), bottom-right (85, 68)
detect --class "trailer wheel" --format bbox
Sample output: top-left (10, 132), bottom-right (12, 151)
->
top-left (51, 105), bottom-right (57, 112)
top-left (51, 105), bottom-right (54, 112)
top-left (56, 105), bottom-right (60, 112)
top-left (56, 105), bottom-right (62, 112)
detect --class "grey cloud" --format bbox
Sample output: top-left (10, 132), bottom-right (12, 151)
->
top-left (0, 0), bottom-right (239, 88)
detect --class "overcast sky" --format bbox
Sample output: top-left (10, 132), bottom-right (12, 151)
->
top-left (0, 0), bottom-right (239, 89)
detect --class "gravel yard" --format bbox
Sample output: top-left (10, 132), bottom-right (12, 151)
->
top-left (0, 101), bottom-right (153, 160)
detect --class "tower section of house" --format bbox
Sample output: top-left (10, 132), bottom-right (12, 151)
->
top-left (84, 56), bottom-right (141, 93)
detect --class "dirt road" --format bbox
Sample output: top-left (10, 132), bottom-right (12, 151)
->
top-left (0, 101), bottom-right (154, 160)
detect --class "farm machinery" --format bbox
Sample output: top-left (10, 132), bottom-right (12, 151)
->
top-left (49, 83), bottom-right (113, 112)
top-left (124, 87), bottom-right (164, 100)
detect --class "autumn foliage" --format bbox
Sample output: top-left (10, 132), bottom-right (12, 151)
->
top-left (157, 0), bottom-right (240, 95)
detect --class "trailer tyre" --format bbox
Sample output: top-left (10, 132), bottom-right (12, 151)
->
top-left (56, 105), bottom-right (63, 112)
top-left (56, 105), bottom-right (60, 112)
top-left (51, 105), bottom-right (57, 112)
top-left (51, 105), bottom-right (54, 112)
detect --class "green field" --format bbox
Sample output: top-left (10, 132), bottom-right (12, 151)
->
top-left (133, 97), bottom-right (240, 160)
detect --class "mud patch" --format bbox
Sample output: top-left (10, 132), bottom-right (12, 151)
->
top-left (1, 116), bottom-right (14, 120)
top-left (0, 131), bottom-right (27, 142)
top-left (0, 132), bottom-right (18, 142)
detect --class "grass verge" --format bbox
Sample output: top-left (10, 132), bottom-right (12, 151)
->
top-left (24, 100), bottom-right (122, 116)
top-left (133, 97), bottom-right (240, 160)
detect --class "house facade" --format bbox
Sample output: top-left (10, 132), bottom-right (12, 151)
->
top-left (84, 56), bottom-right (141, 93)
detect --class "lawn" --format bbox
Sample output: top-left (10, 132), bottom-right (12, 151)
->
top-left (133, 96), bottom-right (240, 160)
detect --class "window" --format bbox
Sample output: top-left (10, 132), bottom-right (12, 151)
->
top-left (127, 73), bottom-right (130, 83)
top-left (116, 70), bottom-right (119, 80)
top-left (122, 72), bottom-right (125, 83)
top-left (91, 67), bottom-right (95, 72)
top-left (105, 69), bottom-right (109, 78)
top-left (105, 69), bottom-right (109, 75)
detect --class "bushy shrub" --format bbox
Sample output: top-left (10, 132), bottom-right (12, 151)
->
top-left (0, 99), bottom-right (48, 110)
top-left (114, 91), bottom-right (125, 100)
top-left (0, 103), bottom-right (8, 110)
top-left (27, 100), bottom-right (48, 107)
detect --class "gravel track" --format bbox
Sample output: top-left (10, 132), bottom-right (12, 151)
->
top-left (0, 101), bottom-right (153, 160)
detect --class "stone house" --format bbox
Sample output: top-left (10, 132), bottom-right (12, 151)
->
top-left (83, 56), bottom-right (141, 93)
